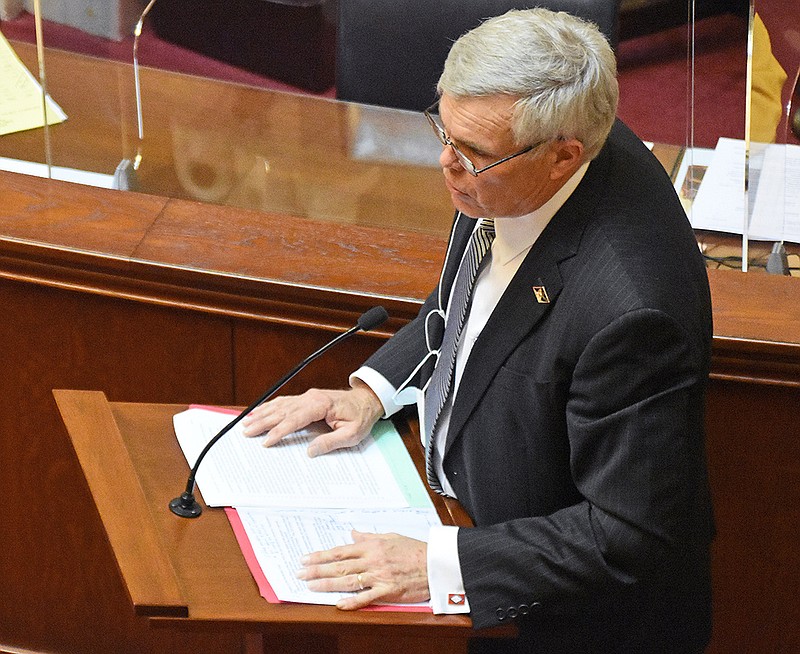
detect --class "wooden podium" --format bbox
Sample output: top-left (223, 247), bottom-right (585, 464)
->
top-left (52, 389), bottom-right (486, 654)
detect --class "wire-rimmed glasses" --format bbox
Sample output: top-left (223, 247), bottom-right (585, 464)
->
top-left (424, 101), bottom-right (544, 176)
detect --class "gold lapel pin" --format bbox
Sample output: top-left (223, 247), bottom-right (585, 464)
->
top-left (532, 285), bottom-right (550, 304)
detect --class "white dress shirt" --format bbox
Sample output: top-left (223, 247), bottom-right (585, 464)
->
top-left (351, 163), bottom-right (588, 613)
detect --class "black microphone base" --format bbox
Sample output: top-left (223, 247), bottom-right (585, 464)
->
top-left (169, 493), bottom-right (202, 518)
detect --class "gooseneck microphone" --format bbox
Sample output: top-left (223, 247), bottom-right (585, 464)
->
top-left (169, 306), bottom-right (389, 518)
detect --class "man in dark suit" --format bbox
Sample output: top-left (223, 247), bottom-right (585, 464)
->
top-left (243, 8), bottom-right (714, 652)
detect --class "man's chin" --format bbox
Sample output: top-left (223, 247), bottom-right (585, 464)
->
top-left (448, 189), bottom-right (479, 215)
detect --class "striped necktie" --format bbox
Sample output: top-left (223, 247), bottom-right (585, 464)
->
top-left (423, 218), bottom-right (495, 491)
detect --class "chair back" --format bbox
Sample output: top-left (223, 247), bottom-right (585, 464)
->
top-left (336, 0), bottom-right (620, 111)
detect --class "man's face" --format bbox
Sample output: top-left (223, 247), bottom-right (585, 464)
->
top-left (436, 94), bottom-right (567, 218)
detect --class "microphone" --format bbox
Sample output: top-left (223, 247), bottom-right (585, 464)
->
top-left (169, 306), bottom-right (389, 518)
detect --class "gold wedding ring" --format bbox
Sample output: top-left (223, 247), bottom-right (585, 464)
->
top-left (357, 573), bottom-right (364, 591)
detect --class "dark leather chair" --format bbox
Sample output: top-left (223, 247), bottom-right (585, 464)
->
top-left (336, 0), bottom-right (621, 111)
top-left (149, 0), bottom-right (336, 92)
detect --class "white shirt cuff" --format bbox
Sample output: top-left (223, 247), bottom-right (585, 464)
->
top-left (350, 366), bottom-right (410, 418)
top-left (427, 525), bottom-right (469, 614)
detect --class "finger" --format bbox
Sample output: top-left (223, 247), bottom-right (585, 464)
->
top-left (261, 415), bottom-right (316, 447)
top-left (306, 425), bottom-right (365, 457)
top-left (300, 546), bottom-right (365, 579)
top-left (240, 406), bottom-right (275, 437)
top-left (297, 558), bottom-right (351, 578)
top-left (336, 587), bottom-right (385, 611)
top-left (300, 542), bottom-right (363, 568)
top-left (241, 416), bottom-right (281, 438)
top-left (241, 399), bottom-right (298, 437)
top-left (304, 572), bottom-right (366, 594)
top-left (350, 529), bottom-right (378, 543)
top-left (258, 404), bottom-right (329, 446)
top-left (259, 391), bottom-right (343, 445)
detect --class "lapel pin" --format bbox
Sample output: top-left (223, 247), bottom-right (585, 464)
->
top-left (532, 285), bottom-right (550, 304)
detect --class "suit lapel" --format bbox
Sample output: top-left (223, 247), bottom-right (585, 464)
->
top-left (443, 150), bottom-right (610, 455)
top-left (443, 233), bottom-right (567, 452)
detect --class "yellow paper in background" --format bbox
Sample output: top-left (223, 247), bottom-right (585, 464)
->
top-left (0, 29), bottom-right (67, 136)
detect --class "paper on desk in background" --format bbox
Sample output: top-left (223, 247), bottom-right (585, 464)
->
top-left (173, 407), bottom-right (416, 509)
top-left (229, 506), bottom-right (439, 609)
top-left (686, 137), bottom-right (800, 243)
top-left (0, 30), bottom-right (67, 136)
top-left (748, 142), bottom-right (800, 242)
top-left (687, 138), bottom-right (747, 235)
top-left (0, 155), bottom-right (115, 187)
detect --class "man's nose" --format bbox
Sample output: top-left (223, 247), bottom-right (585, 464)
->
top-left (439, 144), bottom-right (461, 171)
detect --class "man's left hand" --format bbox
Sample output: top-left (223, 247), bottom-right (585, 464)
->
top-left (297, 531), bottom-right (429, 610)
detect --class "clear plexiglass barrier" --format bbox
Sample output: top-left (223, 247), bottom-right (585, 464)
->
top-left (677, 0), bottom-right (800, 274)
top-left (0, 0), bottom-right (798, 270)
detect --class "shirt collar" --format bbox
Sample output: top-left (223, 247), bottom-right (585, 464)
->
top-left (491, 162), bottom-right (590, 266)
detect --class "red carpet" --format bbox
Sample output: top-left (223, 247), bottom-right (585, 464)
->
top-left (0, 10), bottom-right (754, 148)
top-left (617, 13), bottom-right (748, 148)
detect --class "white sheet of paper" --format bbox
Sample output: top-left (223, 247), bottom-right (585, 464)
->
top-left (748, 142), bottom-right (800, 243)
top-left (688, 137), bottom-right (747, 235)
top-left (686, 138), bottom-right (800, 243)
top-left (0, 156), bottom-right (115, 188)
top-left (173, 408), bottom-right (409, 509)
top-left (0, 30), bottom-right (67, 136)
top-left (236, 506), bottom-right (441, 606)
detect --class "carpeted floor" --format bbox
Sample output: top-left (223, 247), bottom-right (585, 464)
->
top-left (0, 10), bottom-right (334, 96)
top-left (617, 12), bottom-right (748, 147)
top-left (0, 9), bottom-right (760, 148)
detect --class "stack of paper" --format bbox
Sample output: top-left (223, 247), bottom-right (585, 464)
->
top-left (173, 406), bottom-right (440, 609)
top-left (683, 137), bottom-right (800, 243)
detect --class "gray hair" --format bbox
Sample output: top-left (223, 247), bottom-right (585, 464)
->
top-left (437, 8), bottom-right (619, 160)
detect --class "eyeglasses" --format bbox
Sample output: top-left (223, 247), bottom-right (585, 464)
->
top-left (424, 101), bottom-right (543, 176)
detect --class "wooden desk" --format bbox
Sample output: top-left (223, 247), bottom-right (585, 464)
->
top-left (1, 43), bottom-right (799, 654)
top-left (2, 41), bottom-right (454, 237)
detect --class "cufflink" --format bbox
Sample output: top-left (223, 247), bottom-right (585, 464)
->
top-left (448, 593), bottom-right (466, 606)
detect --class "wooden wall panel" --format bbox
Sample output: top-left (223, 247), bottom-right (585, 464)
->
top-left (0, 278), bottom-right (238, 654)
top-left (232, 319), bottom-right (392, 403)
top-left (704, 379), bottom-right (800, 654)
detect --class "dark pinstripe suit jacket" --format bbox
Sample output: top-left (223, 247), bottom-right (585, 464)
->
top-left (365, 120), bottom-right (715, 653)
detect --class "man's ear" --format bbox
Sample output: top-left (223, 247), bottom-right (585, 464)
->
top-left (549, 138), bottom-right (584, 181)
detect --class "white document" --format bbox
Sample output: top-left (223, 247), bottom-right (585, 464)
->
top-left (0, 30), bottom-right (67, 136)
top-left (688, 137), bottom-right (747, 235)
top-left (748, 142), bottom-right (800, 243)
top-left (687, 137), bottom-right (800, 243)
top-left (173, 407), bottom-right (410, 509)
top-left (236, 506), bottom-right (441, 606)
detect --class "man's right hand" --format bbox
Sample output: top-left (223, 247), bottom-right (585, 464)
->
top-left (241, 381), bottom-right (385, 457)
